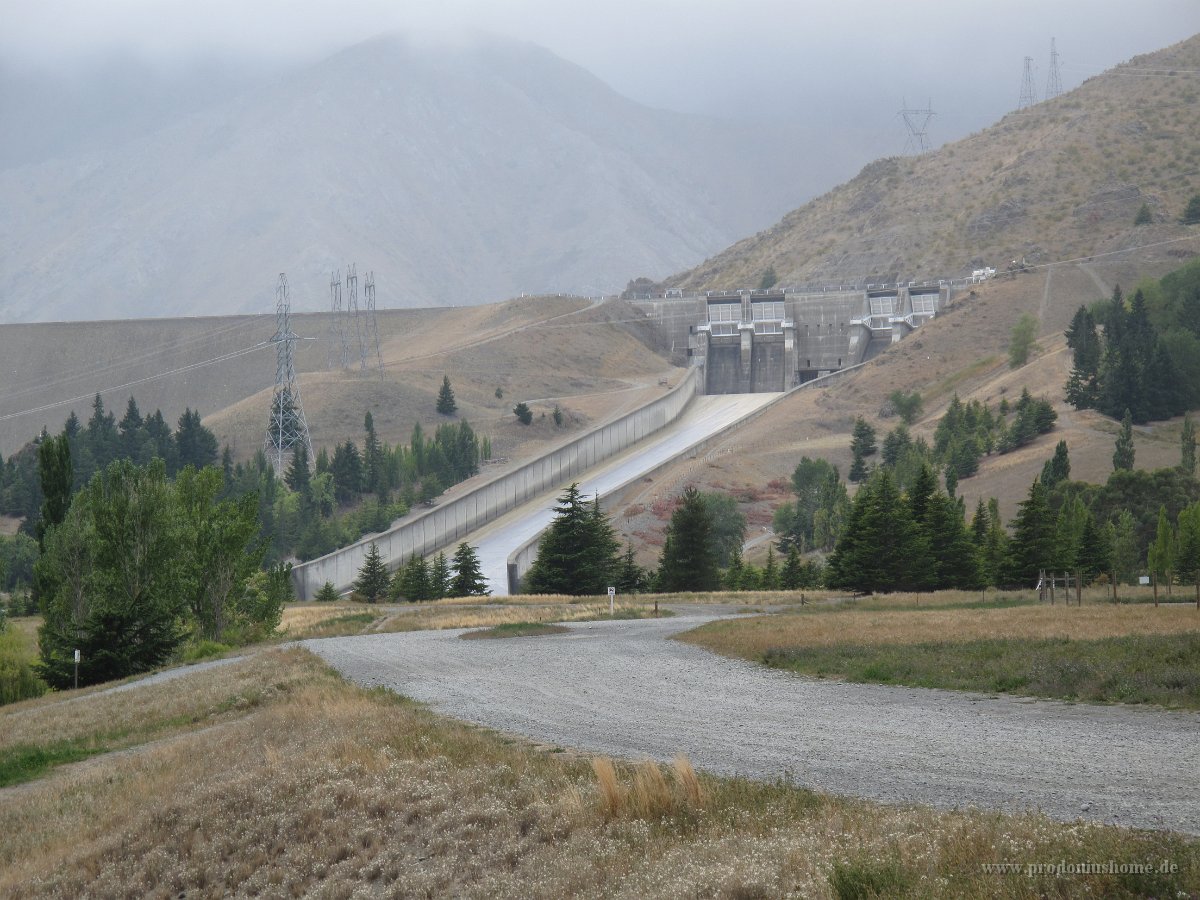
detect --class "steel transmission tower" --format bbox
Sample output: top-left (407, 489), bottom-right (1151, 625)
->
top-left (1045, 38), bottom-right (1063, 101)
top-left (346, 263), bottom-right (368, 370)
top-left (1018, 56), bottom-right (1038, 109)
top-left (363, 271), bottom-right (383, 375)
top-left (264, 273), bottom-right (313, 473)
top-left (900, 98), bottom-right (935, 155)
top-left (327, 268), bottom-right (352, 370)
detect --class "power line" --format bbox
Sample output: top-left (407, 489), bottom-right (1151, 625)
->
top-left (0, 342), bottom-right (272, 424)
top-left (263, 273), bottom-right (314, 474)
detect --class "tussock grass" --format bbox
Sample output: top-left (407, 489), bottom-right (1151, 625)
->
top-left (378, 601), bottom-right (663, 633)
top-left (0, 648), bottom-right (1196, 897)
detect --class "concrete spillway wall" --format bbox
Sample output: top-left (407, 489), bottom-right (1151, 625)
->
top-left (290, 367), bottom-right (704, 599)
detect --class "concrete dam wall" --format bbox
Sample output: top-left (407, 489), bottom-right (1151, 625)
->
top-left (291, 367), bottom-right (704, 599)
top-left (631, 285), bottom-right (947, 393)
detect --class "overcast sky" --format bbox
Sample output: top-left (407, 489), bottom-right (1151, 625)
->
top-left (4, 0), bottom-right (1199, 159)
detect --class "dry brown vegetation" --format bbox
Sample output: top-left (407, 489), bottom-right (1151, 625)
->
top-left (2, 648), bottom-right (1196, 898)
top-left (669, 35), bottom-right (1200, 292)
top-left (681, 594), bottom-right (1200, 658)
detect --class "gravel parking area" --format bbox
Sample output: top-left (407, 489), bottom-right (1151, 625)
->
top-left (306, 613), bottom-right (1200, 834)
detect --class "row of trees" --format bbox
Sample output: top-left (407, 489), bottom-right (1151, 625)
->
top-left (35, 449), bottom-right (281, 688)
top-left (351, 541), bottom-right (489, 603)
top-left (0, 395), bottom-right (219, 526)
top-left (847, 390), bottom-right (1056, 488)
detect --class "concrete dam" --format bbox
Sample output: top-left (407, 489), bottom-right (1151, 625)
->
top-left (630, 285), bottom-right (947, 394)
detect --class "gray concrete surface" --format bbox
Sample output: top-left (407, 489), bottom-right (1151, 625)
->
top-left (306, 614), bottom-right (1200, 834)
top-left (470, 392), bottom-right (777, 595)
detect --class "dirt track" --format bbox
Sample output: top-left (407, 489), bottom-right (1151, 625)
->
top-left (306, 613), bottom-right (1200, 834)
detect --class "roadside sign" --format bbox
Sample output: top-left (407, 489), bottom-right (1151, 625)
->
top-left (607, 586), bottom-right (615, 614)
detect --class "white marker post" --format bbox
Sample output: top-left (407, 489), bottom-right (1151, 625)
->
top-left (607, 586), bottom-right (615, 616)
top-left (74, 648), bottom-right (80, 690)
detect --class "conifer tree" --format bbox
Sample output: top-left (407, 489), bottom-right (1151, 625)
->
top-left (657, 485), bottom-right (721, 592)
top-left (1004, 479), bottom-right (1057, 586)
top-left (848, 417), bottom-right (877, 483)
top-left (450, 543), bottom-right (489, 596)
top-left (827, 469), bottom-right (922, 593)
top-left (924, 491), bottom-right (982, 590)
top-left (781, 546), bottom-right (804, 590)
top-left (1113, 409), bottom-right (1136, 472)
top-left (1076, 512), bottom-right (1111, 585)
top-left (285, 442), bottom-right (311, 498)
top-left (436, 376), bottom-right (458, 415)
top-left (1040, 440), bottom-right (1071, 489)
top-left (616, 545), bottom-right (644, 593)
top-left (429, 551), bottom-right (450, 600)
top-left (398, 553), bottom-right (431, 602)
top-left (1110, 510), bottom-right (1141, 588)
top-left (354, 543), bottom-right (389, 604)
top-left (315, 581), bottom-right (339, 602)
top-left (724, 550), bottom-right (745, 591)
top-left (761, 547), bottom-right (780, 590)
top-left (525, 484), bottom-right (617, 595)
top-left (363, 412), bottom-right (384, 495)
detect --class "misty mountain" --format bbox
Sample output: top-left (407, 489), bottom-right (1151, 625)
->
top-left (666, 34), bottom-right (1200, 294)
top-left (0, 33), bottom-right (815, 322)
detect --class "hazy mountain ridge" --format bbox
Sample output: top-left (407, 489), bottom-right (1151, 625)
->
top-left (666, 34), bottom-right (1200, 292)
top-left (0, 33), bottom-right (813, 322)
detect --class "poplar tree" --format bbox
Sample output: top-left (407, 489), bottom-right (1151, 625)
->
top-left (1181, 415), bottom-right (1196, 476)
top-left (1147, 506), bottom-right (1175, 605)
top-left (1175, 502), bottom-right (1200, 607)
top-left (1113, 409), bottom-right (1136, 472)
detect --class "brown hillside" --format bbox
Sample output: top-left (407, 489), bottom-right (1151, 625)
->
top-left (0, 296), bottom-right (679, 461)
top-left (667, 34), bottom-right (1200, 292)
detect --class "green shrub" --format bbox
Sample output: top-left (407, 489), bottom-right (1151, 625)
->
top-left (0, 627), bottom-right (49, 705)
top-left (178, 640), bottom-right (232, 664)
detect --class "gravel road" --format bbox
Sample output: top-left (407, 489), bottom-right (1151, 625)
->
top-left (306, 614), bottom-right (1200, 834)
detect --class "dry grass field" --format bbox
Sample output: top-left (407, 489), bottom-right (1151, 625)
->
top-left (683, 595), bottom-right (1200, 655)
top-left (2, 648), bottom-right (1196, 898)
top-left (680, 591), bottom-right (1200, 709)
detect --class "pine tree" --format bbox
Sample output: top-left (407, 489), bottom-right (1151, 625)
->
top-left (1004, 479), bottom-right (1057, 586)
top-left (724, 550), bottom-right (745, 591)
top-left (285, 442), bottom-right (311, 497)
top-left (525, 484), bottom-right (616, 595)
top-left (1181, 414), bottom-right (1196, 476)
top-left (429, 551), bottom-right (450, 600)
top-left (827, 469), bottom-right (923, 593)
top-left (881, 424), bottom-right (911, 467)
top-left (398, 554), bottom-right (432, 602)
top-left (1040, 440), bottom-right (1071, 489)
top-left (924, 491), bottom-right (982, 589)
top-left (175, 408), bottom-right (218, 472)
top-left (761, 547), bottom-right (780, 590)
top-left (315, 581), bottom-right (340, 602)
top-left (616, 546), bottom-right (644, 593)
top-left (1076, 512), bottom-right (1111, 585)
top-left (848, 417), bottom-right (877, 483)
top-left (513, 402), bottom-right (533, 425)
top-left (450, 543), bottom-right (489, 596)
top-left (1182, 194), bottom-right (1200, 225)
top-left (436, 376), bottom-right (458, 415)
top-left (354, 543), bottom-right (389, 603)
top-left (657, 485), bottom-right (721, 592)
top-left (781, 546), bottom-right (804, 589)
top-left (1113, 409), bottom-right (1135, 472)
top-left (118, 397), bottom-right (144, 460)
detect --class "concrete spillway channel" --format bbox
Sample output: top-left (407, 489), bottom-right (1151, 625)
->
top-left (471, 392), bottom-right (776, 595)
